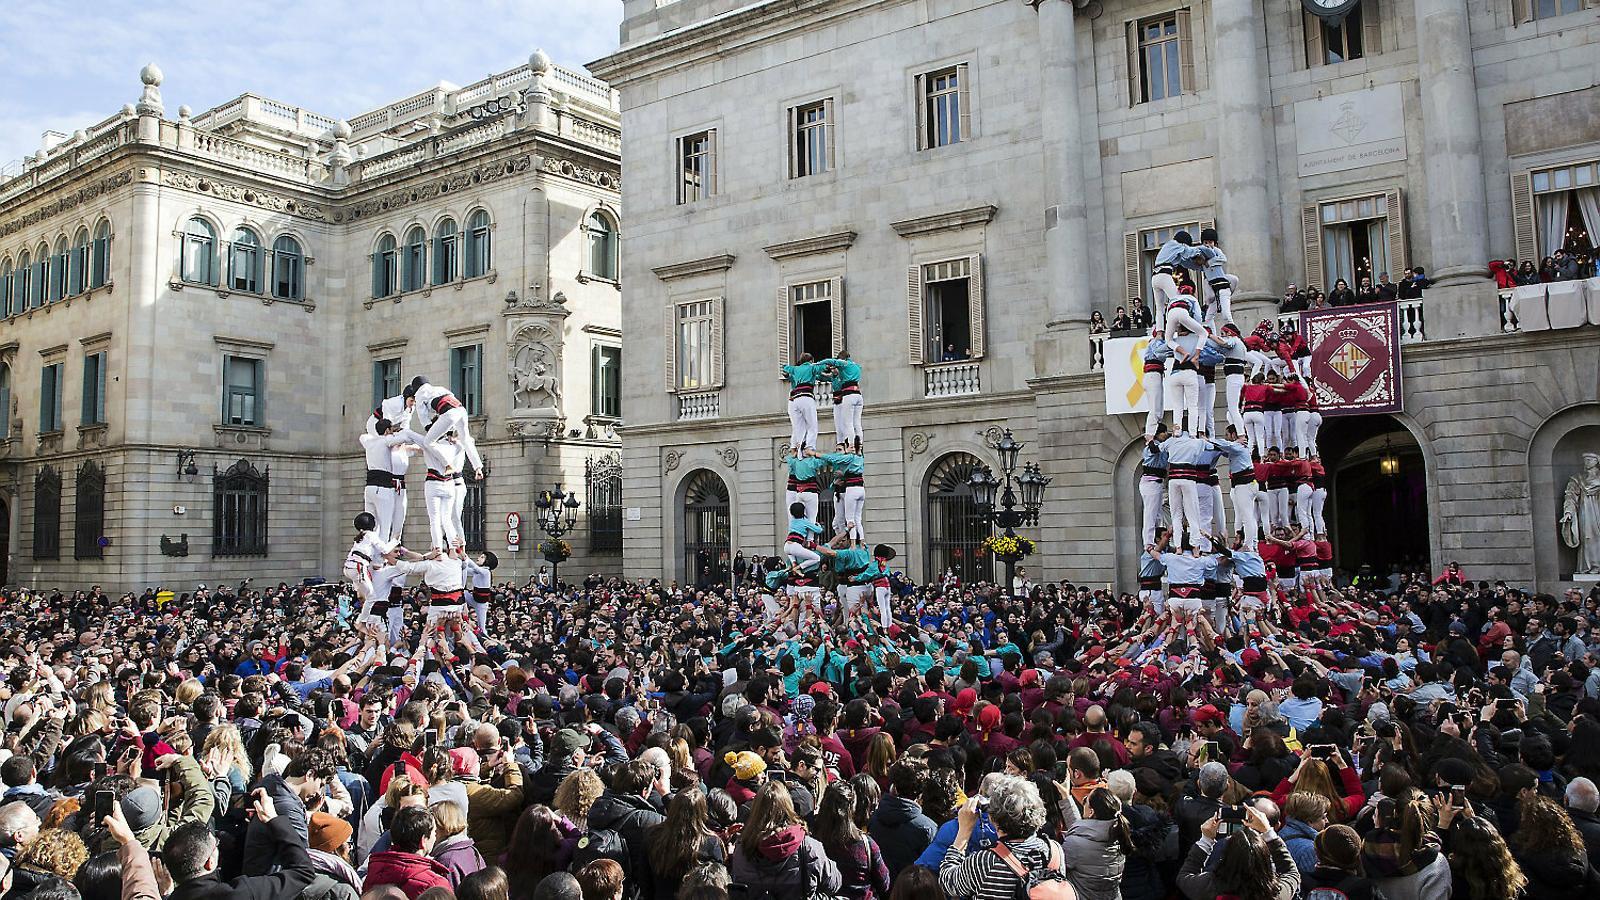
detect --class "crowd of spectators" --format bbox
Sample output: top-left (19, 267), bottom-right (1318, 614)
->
top-left (1490, 249), bottom-right (1597, 288)
top-left (1277, 269), bottom-right (1430, 313)
top-left (0, 562), bottom-right (1599, 900)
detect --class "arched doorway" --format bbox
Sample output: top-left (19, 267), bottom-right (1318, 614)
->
top-left (924, 452), bottom-right (993, 584)
top-left (1318, 414), bottom-right (1430, 578)
top-left (681, 470), bottom-right (731, 588)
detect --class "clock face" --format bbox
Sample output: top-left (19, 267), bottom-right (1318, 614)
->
top-left (1303, 0), bottom-right (1360, 15)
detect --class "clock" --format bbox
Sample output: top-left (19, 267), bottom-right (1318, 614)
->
top-left (1301, 0), bottom-right (1362, 24)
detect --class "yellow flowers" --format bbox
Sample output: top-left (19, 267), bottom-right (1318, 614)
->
top-left (983, 535), bottom-right (1036, 558)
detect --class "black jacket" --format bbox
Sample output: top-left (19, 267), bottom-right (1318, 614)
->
top-left (866, 795), bottom-right (936, 879)
top-left (1172, 793), bottom-right (1223, 862)
top-left (1302, 866), bottom-right (1386, 900)
top-left (587, 790), bottom-right (666, 900)
top-left (241, 775), bottom-right (308, 877)
top-left (171, 817), bottom-right (316, 900)
top-left (1515, 845), bottom-right (1598, 900)
top-left (1571, 807), bottom-right (1600, 869)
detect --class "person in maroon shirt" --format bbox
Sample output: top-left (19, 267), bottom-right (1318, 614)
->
top-left (1066, 704), bottom-right (1131, 767)
top-left (811, 699), bottom-right (857, 780)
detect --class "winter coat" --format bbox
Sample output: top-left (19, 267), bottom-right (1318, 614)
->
top-left (1570, 806), bottom-right (1600, 869)
top-left (463, 766), bottom-right (524, 862)
top-left (1279, 817), bottom-right (1320, 876)
top-left (587, 790), bottom-right (666, 900)
top-left (361, 849), bottom-right (452, 899)
top-left (867, 795), bottom-right (937, 878)
top-left (1302, 866), bottom-right (1387, 900)
top-left (1366, 852), bottom-right (1452, 900)
top-left (1119, 802), bottom-right (1174, 900)
top-left (1060, 817), bottom-right (1127, 900)
top-left (430, 833), bottom-right (486, 887)
top-left (729, 828), bottom-right (842, 897)
top-left (241, 775), bottom-right (308, 876)
top-left (1514, 845), bottom-right (1596, 900)
top-left (169, 817), bottom-right (317, 900)
top-left (820, 835), bottom-right (891, 900)
top-left (1177, 833), bottom-right (1300, 900)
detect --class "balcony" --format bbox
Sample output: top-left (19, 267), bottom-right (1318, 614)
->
top-left (1276, 298), bottom-right (1427, 344)
top-left (924, 360), bottom-right (980, 398)
top-left (677, 390), bottom-right (720, 421)
top-left (1504, 278), bottom-right (1600, 332)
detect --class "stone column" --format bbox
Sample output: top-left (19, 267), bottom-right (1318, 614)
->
top-left (1037, 0), bottom-right (1094, 375)
top-left (1212, 0), bottom-right (1280, 324)
top-left (1414, 0), bottom-right (1496, 337)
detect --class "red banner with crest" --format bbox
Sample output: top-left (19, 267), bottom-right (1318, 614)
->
top-left (1301, 301), bottom-right (1404, 416)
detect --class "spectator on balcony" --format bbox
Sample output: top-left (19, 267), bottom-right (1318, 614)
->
top-left (1553, 249), bottom-right (1581, 281)
top-left (1539, 257), bottom-right (1559, 283)
top-left (1130, 301), bottom-right (1152, 331)
top-left (1490, 259), bottom-right (1516, 290)
top-left (941, 344), bottom-right (969, 362)
top-left (1305, 287), bottom-right (1325, 310)
top-left (1327, 279), bottom-right (1357, 307)
top-left (1090, 310), bottom-right (1108, 335)
top-left (1356, 277), bottom-right (1382, 305)
top-left (1280, 284), bottom-right (1308, 312)
top-left (1377, 273), bottom-right (1399, 300)
top-left (1395, 268), bottom-right (1426, 300)
top-left (1111, 307), bottom-right (1131, 333)
top-left (1516, 260), bottom-right (1541, 286)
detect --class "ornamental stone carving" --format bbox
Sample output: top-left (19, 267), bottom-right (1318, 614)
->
top-left (507, 322), bottom-right (562, 413)
top-left (1, 170), bottom-right (134, 237)
top-left (717, 447), bottom-right (739, 468)
top-left (337, 153), bottom-right (534, 222)
top-left (160, 170), bottom-right (329, 221)
top-left (908, 432), bottom-right (932, 456)
top-left (1561, 451), bottom-right (1600, 575)
top-left (664, 449), bottom-right (684, 473)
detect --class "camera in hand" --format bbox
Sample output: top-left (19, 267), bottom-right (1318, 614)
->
top-left (1496, 698), bottom-right (1516, 711)
top-left (93, 789), bottom-right (114, 820)
top-left (1309, 744), bottom-right (1334, 760)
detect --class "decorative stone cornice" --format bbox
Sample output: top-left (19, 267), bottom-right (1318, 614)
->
top-left (763, 230), bottom-right (857, 261)
top-left (1, 170), bottom-right (133, 238)
top-left (161, 169), bottom-right (330, 222)
top-left (891, 204), bottom-right (998, 238)
top-left (538, 154), bottom-right (619, 190)
top-left (339, 153), bottom-right (533, 223)
top-left (652, 254), bottom-right (736, 281)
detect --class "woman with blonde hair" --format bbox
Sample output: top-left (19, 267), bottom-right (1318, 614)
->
top-left (729, 782), bottom-right (841, 897)
top-left (667, 737), bottom-right (700, 792)
top-left (552, 768), bottom-right (604, 832)
top-left (200, 722), bottom-right (253, 800)
top-left (429, 800), bottom-right (486, 887)
top-left (864, 731), bottom-right (896, 792)
top-left (13, 829), bottom-right (89, 894)
top-left (358, 774), bottom-right (428, 862)
top-left (1271, 751), bottom-right (1364, 823)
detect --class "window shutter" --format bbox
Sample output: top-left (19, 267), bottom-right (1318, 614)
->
top-left (1124, 232), bottom-right (1142, 304)
top-left (1304, 11), bottom-right (1324, 68)
top-left (1384, 188), bottom-right (1408, 273)
top-left (220, 356), bottom-right (232, 421)
top-left (706, 130), bottom-right (719, 197)
top-left (1127, 20), bottom-right (1141, 106)
top-left (823, 98), bottom-right (837, 172)
top-left (1301, 204), bottom-right (1324, 291)
top-left (1361, 0), bottom-right (1382, 57)
top-left (776, 285), bottom-right (791, 364)
top-left (1511, 171), bottom-right (1538, 264)
top-left (1512, 0), bottom-right (1531, 24)
top-left (96, 358), bottom-right (106, 423)
top-left (914, 73), bottom-right (927, 150)
top-left (711, 297), bottom-right (726, 387)
top-left (1177, 10), bottom-right (1195, 94)
top-left (592, 346), bottom-right (603, 416)
top-left (956, 62), bottom-right (972, 142)
top-left (828, 276), bottom-right (845, 356)
top-left (907, 265), bottom-right (925, 364)
top-left (787, 106), bottom-right (799, 179)
top-left (968, 253), bottom-right (986, 359)
top-left (664, 305), bottom-right (677, 393)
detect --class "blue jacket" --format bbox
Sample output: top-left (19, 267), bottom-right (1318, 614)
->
top-left (1280, 817), bottom-right (1320, 876)
top-left (1154, 239), bottom-right (1203, 270)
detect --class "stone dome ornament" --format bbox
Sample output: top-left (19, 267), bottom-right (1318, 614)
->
top-left (334, 119), bottom-right (352, 140)
top-left (529, 48), bottom-right (552, 75)
top-left (140, 63), bottom-right (163, 86)
top-left (178, 105), bottom-right (192, 123)
top-left (136, 62), bottom-right (165, 117)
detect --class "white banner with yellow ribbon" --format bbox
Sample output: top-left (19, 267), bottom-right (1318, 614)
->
top-left (1103, 336), bottom-right (1152, 415)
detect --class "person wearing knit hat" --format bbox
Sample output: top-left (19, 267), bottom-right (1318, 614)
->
top-left (723, 750), bottom-right (767, 805)
top-left (1304, 824), bottom-right (1384, 899)
top-left (309, 811), bottom-right (355, 855)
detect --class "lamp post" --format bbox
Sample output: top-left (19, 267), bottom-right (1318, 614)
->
top-left (968, 430), bottom-right (1049, 599)
top-left (534, 485), bottom-right (581, 590)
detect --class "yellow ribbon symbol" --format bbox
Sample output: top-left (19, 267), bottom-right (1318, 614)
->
top-left (1126, 338), bottom-right (1151, 407)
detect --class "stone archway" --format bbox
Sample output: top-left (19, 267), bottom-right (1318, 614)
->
top-left (1530, 403), bottom-right (1600, 587)
top-left (679, 469), bottom-right (730, 588)
top-left (1318, 414), bottom-right (1431, 578)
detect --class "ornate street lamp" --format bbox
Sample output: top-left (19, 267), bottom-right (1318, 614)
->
top-left (534, 485), bottom-right (581, 588)
top-left (969, 429), bottom-right (1048, 598)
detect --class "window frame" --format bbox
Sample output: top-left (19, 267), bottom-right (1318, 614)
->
top-left (464, 209), bottom-right (491, 278)
top-left (449, 343), bottom-right (484, 416)
top-left (74, 461), bottom-right (106, 560)
top-left (676, 129), bottom-right (718, 205)
top-left (270, 234), bottom-right (304, 301)
top-left (38, 361), bottom-right (64, 433)
top-left (373, 233), bottom-right (399, 298)
top-left (32, 466), bottom-right (60, 561)
top-left (81, 350), bottom-right (107, 426)
top-left (221, 355), bottom-right (264, 428)
top-left (591, 343), bottom-right (622, 420)
top-left (586, 452), bottom-right (623, 554)
top-left (1128, 10), bottom-right (1194, 105)
top-left (16, 251), bottom-right (31, 311)
top-left (1, 259), bottom-right (12, 317)
top-left (373, 357), bottom-right (403, 410)
top-left (907, 255), bottom-right (986, 364)
top-left (90, 220), bottom-right (111, 289)
top-left (229, 226), bottom-right (263, 294)
top-left (1300, 189), bottom-right (1407, 295)
top-left (49, 238), bottom-right (68, 303)
top-left (915, 64), bottom-right (971, 151)
top-left (789, 98), bottom-right (836, 178)
top-left (70, 229), bottom-right (90, 296)
top-left (584, 209), bottom-right (620, 281)
top-left (667, 298), bottom-right (722, 392)
top-left (403, 226), bottom-right (428, 292)
top-left (181, 217), bottom-right (218, 286)
top-left (433, 219), bottom-right (459, 285)
top-left (0, 363), bottom-right (10, 439)
top-left (212, 458), bottom-right (269, 558)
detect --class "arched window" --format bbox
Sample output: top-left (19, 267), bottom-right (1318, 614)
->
top-left (0, 364), bottom-right (10, 438)
top-left (32, 466), bottom-right (60, 560)
top-left (403, 226), bottom-right (427, 292)
top-left (464, 210), bottom-right (491, 278)
top-left (29, 245), bottom-right (46, 307)
top-left (74, 461), bottom-right (106, 560)
top-left (229, 227), bottom-right (262, 293)
top-left (1, 259), bottom-right (12, 317)
top-left (924, 452), bottom-right (993, 584)
top-left (372, 234), bottom-right (398, 298)
top-left (90, 220), bottom-right (111, 289)
top-left (681, 470), bottom-right (731, 586)
top-left (271, 235), bottom-right (303, 301)
top-left (213, 458), bottom-right (269, 557)
top-left (49, 238), bottom-right (68, 303)
top-left (587, 452), bottom-right (623, 553)
top-left (181, 218), bottom-right (217, 285)
top-left (433, 218), bottom-right (459, 285)
top-left (587, 210), bottom-right (618, 280)
top-left (70, 229), bottom-right (90, 295)
top-left (16, 251), bottom-right (31, 311)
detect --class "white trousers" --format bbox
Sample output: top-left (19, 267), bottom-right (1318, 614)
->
top-left (1151, 273), bottom-right (1182, 314)
top-left (1168, 368), bottom-right (1201, 435)
top-left (1198, 483), bottom-right (1215, 537)
top-left (1293, 411), bottom-right (1313, 456)
top-left (1295, 483), bottom-right (1317, 533)
top-left (839, 485), bottom-right (867, 543)
top-left (1304, 412), bottom-right (1323, 455)
top-left (876, 586), bottom-right (893, 630)
top-left (391, 487), bottom-right (408, 546)
top-left (1269, 488), bottom-right (1291, 529)
top-left (1224, 374), bottom-right (1246, 440)
top-left (343, 559), bottom-right (374, 603)
top-left (425, 407), bottom-right (483, 471)
top-left (1231, 481), bottom-right (1260, 549)
top-left (787, 490), bottom-right (819, 524)
top-left (832, 394), bottom-right (864, 447)
top-left (363, 486), bottom-right (399, 544)
top-left (788, 395), bottom-right (819, 451)
top-left (784, 542), bottom-right (822, 570)
top-left (1200, 378), bottom-right (1217, 435)
top-left (1243, 411), bottom-right (1267, 457)
top-left (1209, 483), bottom-right (1227, 538)
top-left (1168, 478), bottom-right (1208, 551)
top-left (1254, 489), bottom-right (1273, 537)
top-left (425, 480), bottom-right (461, 550)
top-left (1310, 487), bottom-right (1328, 534)
top-left (466, 595), bottom-right (489, 634)
top-left (1143, 370), bottom-right (1165, 438)
top-left (1265, 410), bottom-right (1285, 451)
top-left (452, 481), bottom-right (467, 547)
top-left (1140, 477), bottom-right (1165, 547)
top-left (1164, 300), bottom-right (1207, 342)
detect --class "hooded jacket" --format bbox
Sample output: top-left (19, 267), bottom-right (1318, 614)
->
top-left (587, 789), bottom-right (666, 900)
top-left (867, 795), bottom-right (937, 878)
top-left (729, 827), bottom-right (842, 897)
top-left (1060, 817), bottom-right (1127, 900)
top-left (429, 833), bottom-right (485, 887)
top-left (361, 849), bottom-right (453, 899)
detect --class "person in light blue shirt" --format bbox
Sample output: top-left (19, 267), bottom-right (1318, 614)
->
top-left (1276, 676), bottom-right (1325, 732)
top-left (819, 354), bottom-right (865, 453)
top-left (782, 354), bottom-right (822, 452)
top-left (784, 500), bottom-right (824, 572)
top-left (1142, 330), bottom-right (1173, 440)
top-left (1196, 227), bottom-right (1238, 327)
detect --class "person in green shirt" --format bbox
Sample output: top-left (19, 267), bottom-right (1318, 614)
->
top-left (781, 353), bottom-right (822, 452)
top-left (813, 449), bottom-right (866, 544)
top-left (817, 536), bottom-right (897, 635)
top-left (819, 353), bottom-right (864, 453)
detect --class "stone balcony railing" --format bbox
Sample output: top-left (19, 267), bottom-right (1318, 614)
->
top-left (924, 360), bottom-right (981, 398)
top-left (1504, 278), bottom-right (1600, 332)
top-left (677, 390), bottom-right (720, 421)
top-left (1276, 297), bottom-right (1426, 343)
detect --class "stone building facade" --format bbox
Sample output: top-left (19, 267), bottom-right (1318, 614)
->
top-left (591, 0), bottom-right (1600, 591)
top-left (0, 52), bottom-right (624, 589)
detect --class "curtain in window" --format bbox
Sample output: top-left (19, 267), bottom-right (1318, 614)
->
top-left (1538, 193), bottom-right (1570, 256)
top-left (1574, 188), bottom-right (1600, 250)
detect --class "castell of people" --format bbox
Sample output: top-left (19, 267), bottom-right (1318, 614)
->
top-left (1, 2), bottom-right (1599, 900)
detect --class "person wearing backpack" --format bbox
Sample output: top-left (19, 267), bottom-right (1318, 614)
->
top-left (579, 759), bottom-right (665, 900)
top-left (1302, 824), bottom-right (1388, 900)
top-left (937, 775), bottom-right (1076, 900)
top-left (729, 782), bottom-right (842, 899)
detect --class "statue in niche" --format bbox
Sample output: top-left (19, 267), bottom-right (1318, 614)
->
top-left (510, 337), bottom-right (561, 411)
top-left (1561, 451), bottom-right (1600, 575)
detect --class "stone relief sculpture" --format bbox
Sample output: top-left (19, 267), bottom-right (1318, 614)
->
top-left (509, 325), bottom-right (561, 412)
top-left (1561, 451), bottom-right (1600, 575)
